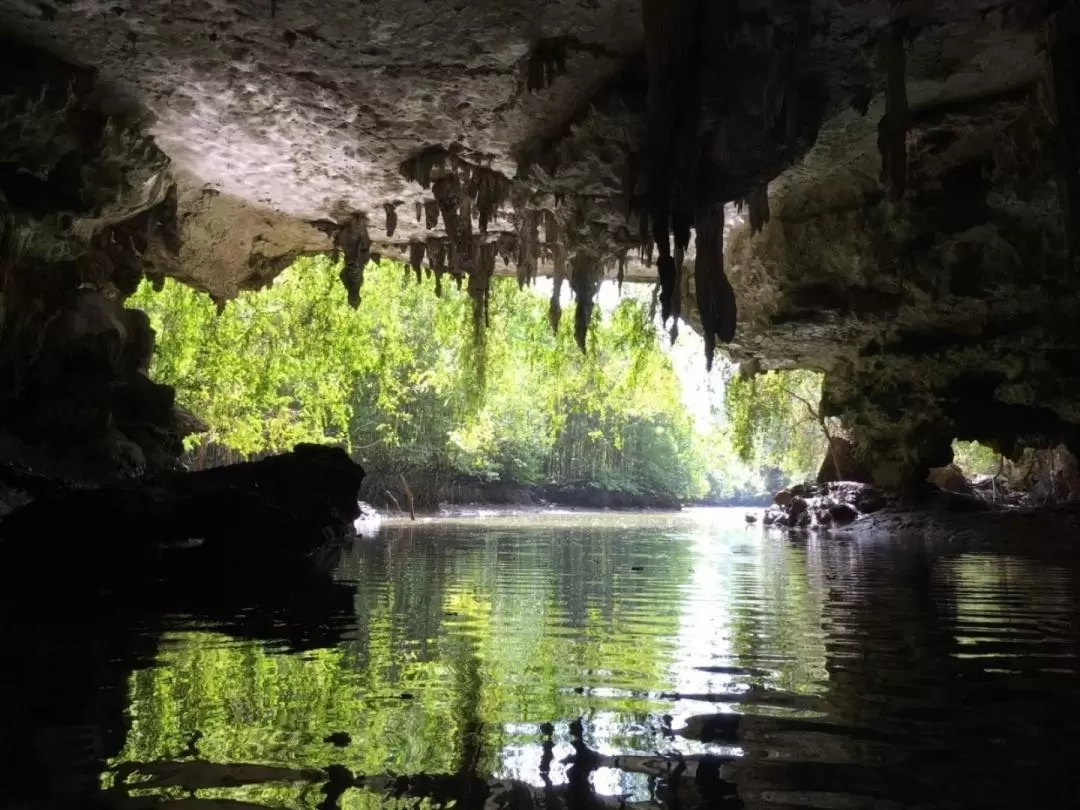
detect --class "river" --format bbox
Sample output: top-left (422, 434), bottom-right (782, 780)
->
top-left (13, 508), bottom-right (1080, 809)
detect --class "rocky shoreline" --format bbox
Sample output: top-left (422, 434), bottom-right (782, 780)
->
top-left (759, 478), bottom-right (1080, 545)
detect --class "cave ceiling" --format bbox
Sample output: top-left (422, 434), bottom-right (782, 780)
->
top-left (3, 0), bottom-right (1080, 483)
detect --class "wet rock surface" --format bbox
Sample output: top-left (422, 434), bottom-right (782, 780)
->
top-left (0, 443), bottom-right (366, 572)
top-left (763, 481), bottom-right (897, 530)
top-left (762, 472), bottom-right (1080, 545)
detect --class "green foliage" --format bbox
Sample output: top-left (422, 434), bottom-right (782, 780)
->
top-left (951, 440), bottom-right (1001, 477)
top-left (132, 257), bottom-right (708, 500)
top-left (723, 369), bottom-right (828, 488)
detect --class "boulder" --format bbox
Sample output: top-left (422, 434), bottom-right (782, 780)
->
top-left (0, 444), bottom-right (365, 573)
top-left (928, 464), bottom-right (972, 494)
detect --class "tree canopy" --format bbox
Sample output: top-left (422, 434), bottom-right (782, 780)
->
top-left (131, 257), bottom-right (826, 504)
top-left (132, 258), bottom-right (715, 501)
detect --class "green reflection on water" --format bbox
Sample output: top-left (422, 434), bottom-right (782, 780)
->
top-left (110, 510), bottom-right (830, 806)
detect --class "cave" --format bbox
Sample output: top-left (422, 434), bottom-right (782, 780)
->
top-left (2, 1), bottom-right (1080, 808)
top-left (3, 1), bottom-right (1079, 493)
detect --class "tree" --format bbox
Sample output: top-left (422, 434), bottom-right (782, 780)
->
top-left (131, 257), bottom-right (709, 502)
top-left (723, 368), bottom-right (828, 486)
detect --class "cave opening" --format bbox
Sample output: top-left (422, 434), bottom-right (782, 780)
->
top-left (3, 2), bottom-right (1080, 808)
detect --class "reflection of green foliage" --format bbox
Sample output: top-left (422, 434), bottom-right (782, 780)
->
top-left (109, 517), bottom-right (836, 806)
top-left (132, 259), bottom-right (707, 499)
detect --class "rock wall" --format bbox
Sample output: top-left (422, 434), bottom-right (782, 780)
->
top-left (2, 3), bottom-right (1080, 487)
top-left (0, 37), bottom-right (329, 479)
top-left (723, 5), bottom-right (1080, 487)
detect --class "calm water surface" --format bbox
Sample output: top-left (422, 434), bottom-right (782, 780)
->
top-left (24, 508), bottom-right (1080, 809)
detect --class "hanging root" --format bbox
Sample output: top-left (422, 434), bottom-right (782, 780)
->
top-left (694, 203), bottom-right (736, 370)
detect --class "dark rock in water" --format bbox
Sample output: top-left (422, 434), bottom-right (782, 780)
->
top-left (855, 495), bottom-right (887, 514)
top-left (745, 512), bottom-right (758, 524)
top-left (763, 481), bottom-right (888, 532)
top-left (828, 503), bottom-right (859, 526)
top-left (0, 443), bottom-right (365, 573)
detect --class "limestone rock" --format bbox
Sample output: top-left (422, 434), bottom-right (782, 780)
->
top-left (928, 464), bottom-right (972, 494)
top-left (2, 2), bottom-right (1080, 484)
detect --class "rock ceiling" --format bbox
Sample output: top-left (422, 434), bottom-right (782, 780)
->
top-left (2, 0), bottom-right (1080, 484)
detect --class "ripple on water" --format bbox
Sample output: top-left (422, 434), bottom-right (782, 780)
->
top-left (9, 508), bottom-right (1076, 809)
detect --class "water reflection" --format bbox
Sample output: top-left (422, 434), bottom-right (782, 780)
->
top-left (4, 509), bottom-right (1080, 809)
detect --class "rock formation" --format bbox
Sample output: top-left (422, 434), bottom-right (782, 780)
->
top-left (0, 1), bottom-right (1079, 488)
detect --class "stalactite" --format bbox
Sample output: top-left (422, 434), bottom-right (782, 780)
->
top-left (415, 202), bottom-right (423, 223)
top-left (671, 210), bottom-right (690, 322)
top-left (468, 241), bottom-right (496, 335)
top-left (738, 185), bottom-right (771, 234)
top-left (752, 186), bottom-right (771, 233)
top-left (617, 252), bottom-right (627, 294)
top-left (526, 38), bottom-right (569, 92)
top-left (334, 212), bottom-right (371, 309)
top-left (427, 237), bottom-right (446, 296)
top-left (497, 233), bottom-right (516, 267)
top-left (409, 242), bottom-right (426, 285)
top-left (694, 203), bottom-right (736, 371)
top-left (383, 202), bottom-right (398, 237)
top-left (432, 174), bottom-right (474, 278)
top-left (877, 16), bottom-right (910, 202)
top-left (400, 147), bottom-right (446, 190)
top-left (515, 209), bottom-right (540, 288)
top-left (641, 0), bottom-right (705, 324)
top-left (424, 200), bottom-right (440, 230)
top-left (549, 242), bottom-right (566, 334)
top-left (474, 171), bottom-right (510, 234)
top-left (569, 251), bottom-right (600, 352)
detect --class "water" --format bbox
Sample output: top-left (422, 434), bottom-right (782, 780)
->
top-left (6, 508), bottom-right (1080, 809)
